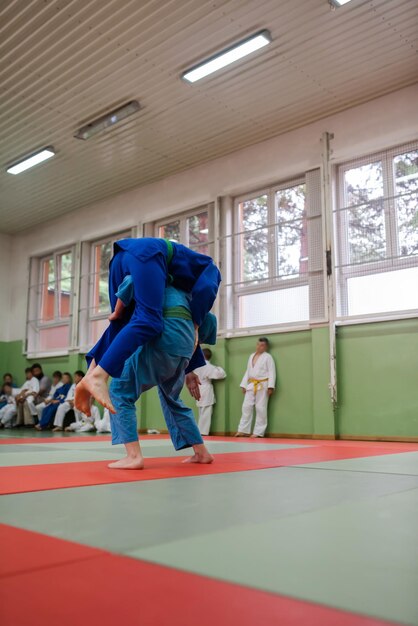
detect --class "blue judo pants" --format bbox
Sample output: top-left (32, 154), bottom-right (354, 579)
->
top-left (109, 345), bottom-right (203, 451)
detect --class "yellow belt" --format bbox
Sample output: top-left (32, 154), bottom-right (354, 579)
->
top-left (248, 377), bottom-right (268, 394)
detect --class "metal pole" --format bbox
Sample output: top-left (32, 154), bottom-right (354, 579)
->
top-left (321, 131), bottom-right (338, 411)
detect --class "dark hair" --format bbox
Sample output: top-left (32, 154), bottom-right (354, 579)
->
top-left (258, 337), bottom-right (269, 344)
top-left (31, 363), bottom-right (42, 370)
top-left (203, 348), bottom-right (212, 360)
top-left (25, 367), bottom-right (32, 374)
top-left (3, 373), bottom-right (13, 379)
top-left (3, 382), bottom-right (12, 389)
top-left (52, 370), bottom-right (62, 378)
top-left (74, 370), bottom-right (85, 378)
top-left (62, 372), bottom-right (73, 382)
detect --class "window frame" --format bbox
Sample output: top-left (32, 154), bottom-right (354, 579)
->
top-left (26, 245), bottom-right (75, 357)
top-left (335, 142), bottom-right (418, 320)
top-left (233, 178), bottom-right (309, 297)
top-left (230, 177), bottom-right (314, 332)
top-left (154, 204), bottom-right (214, 256)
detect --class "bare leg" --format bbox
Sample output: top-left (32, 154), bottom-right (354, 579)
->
top-left (75, 364), bottom-right (115, 416)
top-left (182, 443), bottom-right (214, 464)
top-left (108, 440), bottom-right (144, 469)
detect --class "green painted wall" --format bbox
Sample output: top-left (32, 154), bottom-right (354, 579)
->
top-left (0, 341), bottom-right (87, 386)
top-left (336, 319), bottom-right (418, 438)
top-left (1, 318), bottom-right (417, 438)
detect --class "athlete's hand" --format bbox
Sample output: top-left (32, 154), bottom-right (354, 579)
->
top-left (186, 373), bottom-right (201, 401)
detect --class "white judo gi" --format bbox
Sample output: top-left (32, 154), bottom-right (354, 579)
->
top-left (237, 352), bottom-right (276, 437)
top-left (36, 382), bottom-right (64, 420)
top-left (53, 383), bottom-right (79, 428)
top-left (194, 360), bottom-right (226, 435)
top-left (66, 405), bottom-right (100, 432)
top-left (16, 377), bottom-right (40, 426)
top-left (94, 408), bottom-right (111, 433)
top-left (0, 390), bottom-right (18, 427)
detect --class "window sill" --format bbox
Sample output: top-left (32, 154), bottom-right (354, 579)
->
top-left (25, 350), bottom-right (71, 359)
top-left (336, 310), bottom-right (418, 326)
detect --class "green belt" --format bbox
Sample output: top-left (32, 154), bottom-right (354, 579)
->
top-left (164, 239), bottom-right (174, 284)
top-left (163, 306), bottom-right (192, 320)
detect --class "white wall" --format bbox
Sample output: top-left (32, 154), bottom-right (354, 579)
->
top-left (0, 233), bottom-right (13, 342)
top-left (6, 84), bottom-right (418, 342)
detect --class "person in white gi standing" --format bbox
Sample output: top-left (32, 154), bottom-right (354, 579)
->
top-left (194, 348), bottom-right (226, 436)
top-left (235, 338), bottom-right (276, 438)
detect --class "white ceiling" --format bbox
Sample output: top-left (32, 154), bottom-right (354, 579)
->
top-left (0, 0), bottom-right (417, 234)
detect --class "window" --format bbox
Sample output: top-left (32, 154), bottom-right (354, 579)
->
top-left (335, 143), bottom-right (418, 318)
top-left (27, 249), bottom-right (74, 355)
top-left (227, 173), bottom-right (324, 331)
top-left (156, 206), bottom-right (211, 256)
top-left (79, 232), bottom-right (131, 349)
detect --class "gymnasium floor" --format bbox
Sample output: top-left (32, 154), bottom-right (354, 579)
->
top-left (1, 432), bottom-right (417, 626)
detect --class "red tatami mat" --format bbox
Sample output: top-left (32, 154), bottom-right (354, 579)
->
top-left (0, 445), bottom-right (409, 495)
top-left (0, 524), bottom-right (400, 626)
top-left (0, 524), bottom-right (106, 578)
top-left (0, 435), bottom-right (112, 445)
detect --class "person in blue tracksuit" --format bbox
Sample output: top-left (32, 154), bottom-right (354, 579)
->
top-left (75, 238), bottom-right (221, 416)
top-left (105, 277), bottom-right (217, 468)
top-left (35, 373), bottom-right (73, 431)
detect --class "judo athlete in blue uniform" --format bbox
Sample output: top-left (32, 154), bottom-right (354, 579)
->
top-left (75, 238), bottom-right (221, 416)
top-left (106, 277), bottom-right (217, 469)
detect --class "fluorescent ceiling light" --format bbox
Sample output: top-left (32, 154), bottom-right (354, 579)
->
top-left (74, 100), bottom-right (140, 140)
top-left (6, 147), bottom-right (55, 175)
top-left (330, 0), bottom-right (354, 6)
top-left (182, 30), bottom-right (271, 83)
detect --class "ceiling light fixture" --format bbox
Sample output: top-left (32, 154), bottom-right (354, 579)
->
top-left (330, 0), bottom-right (354, 6)
top-left (74, 100), bottom-right (140, 140)
top-left (182, 30), bottom-right (271, 83)
top-left (6, 147), bottom-right (55, 175)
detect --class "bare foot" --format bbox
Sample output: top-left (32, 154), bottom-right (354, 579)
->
top-left (34, 424), bottom-right (42, 431)
top-left (74, 380), bottom-right (92, 416)
top-left (182, 451), bottom-right (214, 464)
top-left (52, 426), bottom-right (63, 432)
top-left (77, 369), bottom-right (115, 415)
top-left (234, 432), bottom-right (250, 437)
top-left (108, 456), bottom-right (144, 470)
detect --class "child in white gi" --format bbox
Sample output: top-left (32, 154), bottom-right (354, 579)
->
top-left (236, 337), bottom-right (276, 438)
top-left (15, 368), bottom-right (40, 426)
top-left (65, 402), bottom-right (100, 432)
top-left (94, 408), bottom-right (111, 433)
top-left (0, 384), bottom-right (18, 428)
top-left (193, 348), bottom-right (226, 435)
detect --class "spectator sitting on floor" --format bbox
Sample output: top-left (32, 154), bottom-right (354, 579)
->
top-left (35, 373), bottom-right (72, 431)
top-left (23, 363), bottom-right (52, 424)
top-left (0, 384), bottom-right (18, 428)
top-left (35, 371), bottom-right (63, 423)
top-left (65, 400), bottom-right (100, 433)
top-left (94, 407), bottom-right (112, 433)
top-left (0, 374), bottom-right (17, 410)
top-left (15, 368), bottom-right (40, 426)
top-left (52, 370), bottom-right (85, 432)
